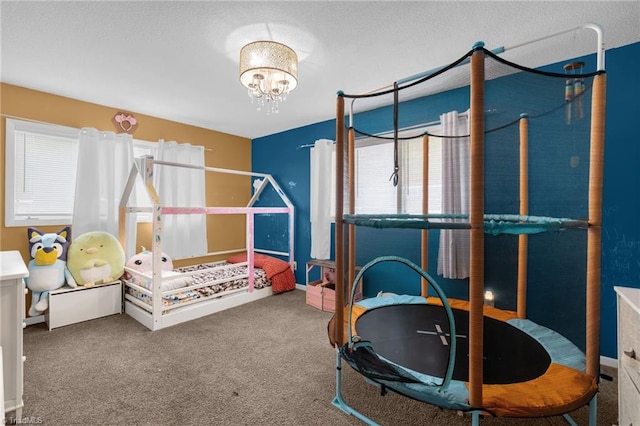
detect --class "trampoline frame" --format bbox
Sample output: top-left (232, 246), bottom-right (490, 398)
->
top-left (331, 23), bottom-right (606, 426)
top-left (334, 280), bottom-right (599, 424)
top-left (346, 257), bottom-right (457, 387)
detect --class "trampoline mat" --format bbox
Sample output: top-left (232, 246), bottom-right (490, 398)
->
top-left (355, 304), bottom-right (551, 384)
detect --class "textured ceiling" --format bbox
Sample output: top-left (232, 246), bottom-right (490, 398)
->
top-left (2, 1), bottom-right (639, 139)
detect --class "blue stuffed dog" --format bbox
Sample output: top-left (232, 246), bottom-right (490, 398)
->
top-left (25, 227), bottom-right (76, 317)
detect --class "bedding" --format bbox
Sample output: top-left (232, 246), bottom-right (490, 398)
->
top-left (226, 252), bottom-right (296, 293)
top-left (125, 258), bottom-right (277, 311)
top-left (177, 261), bottom-right (270, 293)
top-left (128, 270), bottom-right (194, 291)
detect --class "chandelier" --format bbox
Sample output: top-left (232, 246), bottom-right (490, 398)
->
top-left (239, 41), bottom-right (298, 114)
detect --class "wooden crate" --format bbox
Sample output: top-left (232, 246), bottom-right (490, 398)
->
top-left (305, 260), bottom-right (362, 312)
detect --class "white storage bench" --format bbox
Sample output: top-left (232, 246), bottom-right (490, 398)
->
top-left (46, 281), bottom-right (122, 330)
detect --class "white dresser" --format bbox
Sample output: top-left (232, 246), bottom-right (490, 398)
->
top-left (0, 251), bottom-right (29, 418)
top-left (615, 286), bottom-right (640, 426)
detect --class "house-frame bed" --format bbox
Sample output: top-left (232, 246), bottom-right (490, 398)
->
top-left (330, 24), bottom-right (606, 425)
top-left (119, 155), bottom-right (295, 331)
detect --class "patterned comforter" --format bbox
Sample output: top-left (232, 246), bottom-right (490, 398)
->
top-left (125, 261), bottom-right (270, 310)
top-left (177, 262), bottom-right (270, 294)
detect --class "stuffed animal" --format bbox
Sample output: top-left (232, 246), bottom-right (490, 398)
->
top-left (125, 248), bottom-right (192, 291)
top-left (67, 231), bottom-right (125, 286)
top-left (126, 247), bottom-right (173, 275)
top-left (25, 227), bottom-right (76, 317)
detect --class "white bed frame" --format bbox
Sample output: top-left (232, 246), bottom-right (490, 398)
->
top-left (118, 155), bottom-right (295, 331)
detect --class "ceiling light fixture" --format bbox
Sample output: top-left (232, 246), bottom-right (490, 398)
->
top-left (239, 41), bottom-right (298, 114)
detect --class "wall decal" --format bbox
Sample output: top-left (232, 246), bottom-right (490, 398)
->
top-left (112, 112), bottom-right (138, 134)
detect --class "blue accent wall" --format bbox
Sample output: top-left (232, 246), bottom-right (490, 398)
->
top-left (599, 41), bottom-right (640, 359)
top-left (253, 41), bottom-right (640, 359)
top-left (252, 120), bottom-right (336, 273)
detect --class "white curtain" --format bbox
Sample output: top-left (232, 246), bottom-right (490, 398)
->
top-left (309, 139), bottom-right (333, 259)
top-left (72, 128), bottom-right (136, 255)
top-left (155, 140), bottom-right (207, 259)
top-left (437, 111), bottom-right (471, 279)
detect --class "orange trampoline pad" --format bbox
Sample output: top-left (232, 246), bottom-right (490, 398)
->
top-left (429, 297), bottom-right (598, 416)
top-left (335, 296), bottom-right (598, 418)
top-left (480, 362), bottom-right (597, 417)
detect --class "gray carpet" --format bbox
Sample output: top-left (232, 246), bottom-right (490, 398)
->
top-left (8, 289), bottom-right (617, 425)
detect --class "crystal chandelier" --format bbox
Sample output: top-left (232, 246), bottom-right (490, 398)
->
top-left (239, 41), bottom-right (298, 114)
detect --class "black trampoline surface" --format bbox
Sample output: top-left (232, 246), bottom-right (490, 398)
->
top-left (355, 304), bottom-right (551, 384)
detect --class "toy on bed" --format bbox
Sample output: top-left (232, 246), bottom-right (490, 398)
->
top-left (25, 226), bottom-right (76, 317)
top-left (67, 231), bottom-right (125, 286)
top-left (125, 248), bottom-right (193, 291)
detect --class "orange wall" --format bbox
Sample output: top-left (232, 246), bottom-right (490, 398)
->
top-left (0, 83), bottom-right (252, 269)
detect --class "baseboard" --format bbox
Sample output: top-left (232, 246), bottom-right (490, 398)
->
top-left (24, 315), bottom-right (45, 326)
top-left (600, 355), bottom-right (617, 369)
top-left (296, 283), bottom-right (306, 291)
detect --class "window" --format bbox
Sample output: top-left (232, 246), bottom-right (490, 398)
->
top-left (5, 118), bottom-right (80, 227)
top-left (354, 128), bottom-right (442, 215)
top-left (5, 118), bottom-right (158, 227)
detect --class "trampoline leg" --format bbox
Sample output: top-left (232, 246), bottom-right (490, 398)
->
top-left (561, 394), bottom-right (597, 426)
top-left (562, 413), bottom-right (579, 426)
top-left (332, 348), bottom-right (380, 426)
top-left (588, 395), bottom-right (597, 426)
top-left (471, 410), bottom-right (481, 426)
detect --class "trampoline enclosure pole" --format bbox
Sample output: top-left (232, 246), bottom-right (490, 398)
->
top-left (335, 94), bottom-right (346, 345)
top-left (517, 114), bottom-right (529, 319)
top-left (468, 44), bottom-right (486, 408)
top-left (586, 73), bottom-right (606, 379)
top-left (421, 135), bottom-right (429, 296)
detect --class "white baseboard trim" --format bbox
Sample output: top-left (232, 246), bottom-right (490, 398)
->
top-left (24, 315), bottom-right (45, 326)
top-left (296, 283), bottom-right (306, 291)
top-left (600, 355), bottom-right (617, 369)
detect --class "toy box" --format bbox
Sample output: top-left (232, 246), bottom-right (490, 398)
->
top-left (305, 260), bottom-right (362, 312)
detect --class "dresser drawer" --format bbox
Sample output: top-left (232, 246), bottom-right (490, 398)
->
top-left (619, 363), bottom-right (640, 426)
top-left (619, 297), bottom-right (640, 362)
top-left (616, 286), bottom-right (640, 426)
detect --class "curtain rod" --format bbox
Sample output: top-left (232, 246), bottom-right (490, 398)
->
top-left (297, 120), bottom-right (439, 149)
top-left (1, 113), bottom-right (77, 129)
top-left (2, 113), bottom-right (212, 151)
top-left (297, 108), bottom-right (496, 149)
top-left (297, 116), bottom-right (453, 149)
top-left (391, 108), bottom-right (496, 134)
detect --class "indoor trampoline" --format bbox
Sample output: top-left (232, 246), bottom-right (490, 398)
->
top-left (328, 22), bottom-right (606, 426)
top-left (332, 257), bottom-right (597, 423)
